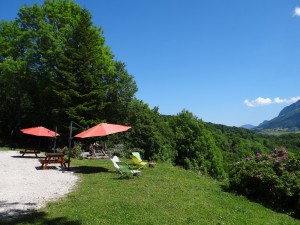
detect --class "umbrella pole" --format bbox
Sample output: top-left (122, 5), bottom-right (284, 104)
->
top-left (53, 126), bottom-right (57, 153)
top-left (68, 122), bottom-right (73, 170)
top-left (68, 121), bottom-right (84, 170)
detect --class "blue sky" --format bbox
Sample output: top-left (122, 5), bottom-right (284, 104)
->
top-left (1, 1), bottom-right (300, 127)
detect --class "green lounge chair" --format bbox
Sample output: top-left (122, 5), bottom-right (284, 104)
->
top-left (130, 152), bottom-right (148, 169)
top-left (116, 161), bottom-right (141, 178)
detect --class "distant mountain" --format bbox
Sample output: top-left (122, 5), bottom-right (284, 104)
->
top-left (240, 124), bottom-right (256, 129)
top-left (258, 120), bottom-right (269, 126)
top-left (278, 99), bottom-right (300, 117)
top-left (254, 100), bottom-right (300, 133)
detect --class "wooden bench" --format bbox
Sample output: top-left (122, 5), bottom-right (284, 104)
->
top-left (20, 149), bottom-right (40, 157)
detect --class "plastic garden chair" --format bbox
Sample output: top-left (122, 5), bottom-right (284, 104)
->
top-left (116, 161), bottom-right (141, 178)
top-left (130, 152), bottom-right (148, 169)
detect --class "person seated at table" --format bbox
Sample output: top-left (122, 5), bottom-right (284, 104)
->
top-left (98, 143), bottom-right (107, 155)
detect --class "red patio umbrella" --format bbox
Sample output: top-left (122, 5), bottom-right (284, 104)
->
top-left (74, 123), bottom-right (131, 138)
top-left (20, 126), bottom-right (60, 137)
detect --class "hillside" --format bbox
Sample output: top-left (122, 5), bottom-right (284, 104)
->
top-left (4, 156), bottom-right (299, 224)
top-left (254, 100), bottom-right (300, 133)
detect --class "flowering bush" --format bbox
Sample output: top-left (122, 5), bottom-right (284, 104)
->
top-left (229, 148), bottom-right (300, 218)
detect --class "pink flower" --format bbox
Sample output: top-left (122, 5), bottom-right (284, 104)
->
top-left (269, 153), bottom-right (276, 158)
top-left (246, 156), bottom-right (251, 161)
top-left (256, 152), bottom-right (262, 160)
top-left (280, 148), bottom-right (287, 154)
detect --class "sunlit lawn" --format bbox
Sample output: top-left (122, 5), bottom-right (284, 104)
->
top-left (2, 154), bottom-right (300, 225)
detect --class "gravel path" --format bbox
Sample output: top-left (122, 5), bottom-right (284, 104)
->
top-left (0, 151), bottom-right (78, 220)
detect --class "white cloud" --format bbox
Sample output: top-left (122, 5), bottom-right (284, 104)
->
top-left (289, 96), bottom-right (300, 103)
top-left (244, 96), bottom-right (300, 107)
top-left (294, 7), bottom-right (300, 16)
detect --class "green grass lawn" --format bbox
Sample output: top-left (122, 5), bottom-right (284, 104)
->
top-left (3, 156), bottom-right (300, 225)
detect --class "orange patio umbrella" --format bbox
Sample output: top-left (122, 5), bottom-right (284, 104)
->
top-left (74, 123), bottom-right (131, 138)
top-left (20, 126), bottom-right (60, 137)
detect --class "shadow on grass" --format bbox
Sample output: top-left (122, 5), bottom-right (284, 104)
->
top-left (1, 212), bottom-right (82, 225)
top-left (70, 166), bottom-right (110, 174)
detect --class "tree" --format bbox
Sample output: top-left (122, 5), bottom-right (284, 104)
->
top-left (51, 7), bottom-right (114, 129)
top-left (0, 20), bottom-right (34, 137)
top-left (103, 61), bottom-right (138, 124)
top-left (169, 110), bottom-right (226, 179)
top-left (0, 0), bottom-right (137, 141)
top-left (125, 99), bottom-right (175, 161)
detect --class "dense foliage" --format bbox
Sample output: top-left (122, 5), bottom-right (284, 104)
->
top-left (229, 148), bottom-right (300, 218)
top-left (168, 110), bottom-right (226, 179)
top-left (0, 0), bottom-right (137, 140)
top-left (123, 99), bottom-right (175, 162)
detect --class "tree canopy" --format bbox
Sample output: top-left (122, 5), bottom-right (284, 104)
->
top-left (0, 0), bottom-right (137, 139)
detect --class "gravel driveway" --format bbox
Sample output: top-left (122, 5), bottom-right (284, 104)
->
top-left (0, 151), bottom-right (78, 220)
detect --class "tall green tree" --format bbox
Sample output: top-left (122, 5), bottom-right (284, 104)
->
top-left (52, 7), bottom-right (115, 128)
top-left (0, 20), bottom-right (34, 137)
top-left (125, 99), bottom-right (175, 161)
top-left (103, 61), bottom-right (138, 124)
top-left (0, 0), bottom-right (137, 140)
top-left (169, 110), bottom-right (226, 179)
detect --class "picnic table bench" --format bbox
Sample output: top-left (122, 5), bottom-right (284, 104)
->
top-left (39, 153), bottom-right (66, 169)
top-left (20, 149), bottom-right (40, 157)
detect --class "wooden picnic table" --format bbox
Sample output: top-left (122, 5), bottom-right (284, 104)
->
top-left (39, 153), bottom-right (66, 169)
top-left (20, 149), bottom-right (40, 157)
top-left (89, 143), bottom-right (107, 157)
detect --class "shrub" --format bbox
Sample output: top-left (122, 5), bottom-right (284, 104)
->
top-left (169, 110), bottom-right (226, 180)
top-left (71, 142), bottom-right (84, 159)
top-left (229, 148), bottom-right (300, 218)
top-left (57, 143), bottom-right (83, 159)
top-left (57, 146), bottom-right (68, 155)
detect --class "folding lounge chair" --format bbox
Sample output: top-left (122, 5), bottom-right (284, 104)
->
top-left (130, 152), bottom-right (148, 169)
top-left (116, 161), bottom-right (141, 178)
top-left (110, 155), bottom-right (121, 174)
